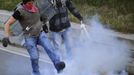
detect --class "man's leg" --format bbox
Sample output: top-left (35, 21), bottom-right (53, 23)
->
top-left (62, 28), bottom-right (72, 59)
top-left (50, 32), bottom-right (62, 58)
top-left (25, 37), bottom-right (40, 75)
top-left (38, 32), bottom-right (65, 73)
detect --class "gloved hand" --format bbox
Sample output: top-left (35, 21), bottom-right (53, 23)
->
top-left (80, 21), bottom-right (89, 38)
top-left (2, 37), bottom-right (10, 47)
top-left (43, 24), bottom-right (48, 33)
top-left (80, 21), bottom-right (86, 29)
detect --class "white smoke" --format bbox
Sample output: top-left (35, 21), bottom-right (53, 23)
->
top-left (41, 15), bottom-right (131, 75)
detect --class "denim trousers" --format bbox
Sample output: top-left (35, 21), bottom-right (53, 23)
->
top-left (24, 31), bottom-right (60, 75)
top-left (51, 28), bottom-right (72, 59)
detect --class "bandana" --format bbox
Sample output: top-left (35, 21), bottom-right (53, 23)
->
top-left (23, 3), bottom-right (37, 13)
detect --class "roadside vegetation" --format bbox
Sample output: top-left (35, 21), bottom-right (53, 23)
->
top-left (0, 0), bottom-right (134, 33)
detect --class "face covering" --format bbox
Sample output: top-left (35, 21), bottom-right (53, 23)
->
top-left (23, 2), bottom-right (37, 13)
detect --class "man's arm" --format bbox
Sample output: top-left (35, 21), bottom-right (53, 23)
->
top-left (4, 16), bottom-right (16, 37)
top-left (3, 9), bottom-right (21, 47)
top-left (66, 0), bottom-right (83, 21)
top-left (4, 10), bottom-right (21, 37)
top-left (2, 16), bottom-right (16, 47)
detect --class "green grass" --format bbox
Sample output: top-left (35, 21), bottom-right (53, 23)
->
top-left (69, 0), bottom-right (134, 33)
top-left (0, 0), bottom-right (20, 11)
top-left (98, 6), bottom-right (134, 33)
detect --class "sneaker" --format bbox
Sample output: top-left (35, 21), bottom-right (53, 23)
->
top-left (55, 61), bottom-right (65, 73)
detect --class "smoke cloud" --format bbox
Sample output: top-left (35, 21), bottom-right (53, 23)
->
top-left (41, 15), bottom-right (131, 75)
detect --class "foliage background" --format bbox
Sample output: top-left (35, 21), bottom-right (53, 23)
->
top-left (0, 0), bottom-right (134, 33)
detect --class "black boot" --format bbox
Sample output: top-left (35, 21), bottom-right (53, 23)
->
top-left (55, 61), bottom-right (65, 73)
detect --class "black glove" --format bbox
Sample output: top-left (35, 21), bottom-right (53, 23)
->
top-left (43, 24), bottom-right (48, 33)
top-left (2, 37), bottom-right (10, 47)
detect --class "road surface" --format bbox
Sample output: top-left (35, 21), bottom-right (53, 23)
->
top-left (0, 45), bottom-right (55, 75)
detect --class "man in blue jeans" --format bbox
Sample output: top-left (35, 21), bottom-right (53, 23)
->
top-left (2, 0), bottom-right (65, 75)
top-left (44, 0), bottom-right (83, 59)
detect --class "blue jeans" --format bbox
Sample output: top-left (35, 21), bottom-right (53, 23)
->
top-left (51, 28), bottom-right (72, 59)
top-left (25, 31), bottom-right (60, 75)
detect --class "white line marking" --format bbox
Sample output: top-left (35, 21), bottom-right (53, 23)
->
top-left (0, 47), bottom-right (52, 64)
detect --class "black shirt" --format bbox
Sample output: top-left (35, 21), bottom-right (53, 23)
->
top-left (12, 10), bottom-right (22, 20)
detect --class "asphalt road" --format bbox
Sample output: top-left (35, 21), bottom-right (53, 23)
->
top-left (0, 49), bottom-right (55, 75)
